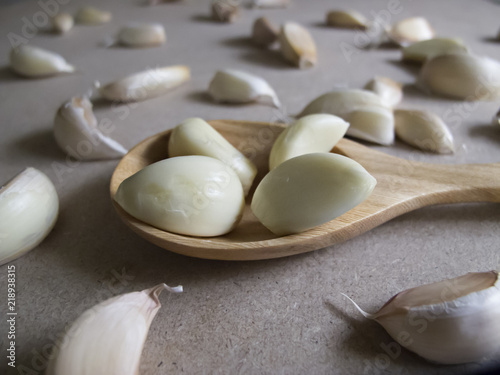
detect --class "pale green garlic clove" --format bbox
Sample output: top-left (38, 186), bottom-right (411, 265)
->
top-left (344, 271), bottom-right (500, 364)
top-left (114, 156), bottom-right (245, 237)
top-left (388, 17), bottom-right (435, 47)
top-left (278, 22), bottom-right (317, 69)
top-left (211, 0), bottom-right (239, 23)
top-left (251, 153), bottom-right (376, 236)
top-left (269, 114), bottom-right (349, 170)
top-left (251, 17), bottom-right (279, 48)
top-left (402, 37), bottom-right (468, 64)
top-left (208, 69), bottom-right (280, 107)
top-left (75, 6), bottom-right (111, 25)
top-left (98, 65), bottom-right (190, 102)
top-left (9, 45), bottom-right (74, 78)
top-left (251, 0), bottom-right (289, 8)
top-left (168, 118), bottom-right (257, 196)
top-left (117, 23), bottom-right (166, 48)
top-left (54, 96), bottom-right (127, 160)
top-left (326, 10), bottom-right (368, 29)
top-left (0, 168), bottom-right (58, 265)
top-left (52, 13), bottom-right (74, 34)
top-left (394, 109), bottom-right (454, 154)
top-left (46, 283), bottom-right (183, 375)
top-left (364, 76), bottom-right (403, 108)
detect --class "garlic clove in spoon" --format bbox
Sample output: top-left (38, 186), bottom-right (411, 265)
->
top-left (9, 45), bottom-right (74, 78)
top-left (117, 23), bottom-right (166, 48)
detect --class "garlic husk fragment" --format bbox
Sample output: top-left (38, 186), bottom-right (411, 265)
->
top-left (251, 153), bottom-right (376, 236)
top-left (75, 6), bottom-right (111, 25)
top-left (394, 109), bottom-right (454, 154)
top-left (114, 156), bottom-right (245, 237)
top-left (278, 22), bottom-right (317, 69)
top-left (52, 13), bottom-right (74, 34)
top-left (211, 0), bottom-right (239, 23)
top-left (0, 168), bottom-right (58, 265)
top-left (363, 76), bottom-right (403, 108)
top-left (208, 69), bottom-right (280, 107)
top-left (298, 89), bottom-right (394, 145)
top-left (344, 271), bottom-right (500, 364)
top-left (118, 23), bottom-right (166, 48)
top-left (46, 283), bottom-right (183, 375)
top-left (388, 17), bottom-right (435, 47)
top-left (418, 54), bottom-right (500, 101)
top-left (54, 96), bottom-right (127, 160)
top-left (168, 118), bottom-right (257, 196)
top-left (402, 37), bottom-right (468, 64)
top-left (9, 45), bottom-right (74, 78)
top-left (326, 10), bottom-right (368, 29)
top-left (269, 114), bottom-right (349, 170)
top-left (252, 17), bottom-right (279, 48)
top-left (99, 65), bottom-right (190, 103)
top-left (251, 0), bottom-right (289, 8)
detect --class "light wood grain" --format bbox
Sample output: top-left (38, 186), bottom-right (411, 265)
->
top-left (109, 120), bottom-right (500, 261)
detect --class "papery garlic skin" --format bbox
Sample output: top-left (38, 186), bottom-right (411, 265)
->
top-left (99, 65), bottom-right (190, 102)
top-left (52, 13), bottom-right (74, 34)
top-left (0, 168), bottom-right (58, 265)
top-left (118, 23), bottom-right (166, 47)
top-left (278, 22), bottom-right (317, 69)
top-left (46, 283), bottom-right (182, 375)
top-left (402, 38), bottom-right (468, 64)
top-left (10, 45), bottom-right (74, 78)
top-left (54, 97), bottom-right (127, 160)
top-left (326, 10), bottom-right (368, 29)
top-left (364, 76), bottom-right (403, 108)
top-left (114, 156), bottom-right (245, 237)
top-left (208, 69), bottom-right (280, 107)
top-left (388, 17), bottom-right (434, 47)
top-left (75, 6), bottom-right (111, 25)
top-left (251, 153), bottom-right (376, 236)
top-left (252, 17), bottom-right (279, 48)
top-left (269, 114), bottom-right (349, 170)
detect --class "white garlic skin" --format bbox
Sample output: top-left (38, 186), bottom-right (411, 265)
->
top-left (9, 45), bottom-right (74, 78)
top-left (114, 156), bottom-right (245, 237)
top-left (75, 6), bottom-right (111, 25)
top-left (251, 153), bottom-right (376, 236)
top-left (402, 37), bottom-right (468, 64)
top-left (0, 168), bottom-right (58, 265)
top-left (269, 114), bottom-right (349, 170)
top-left (118, 23), bottom-right (166, 47)
top-left (168, 118), bottom-right (257, 196)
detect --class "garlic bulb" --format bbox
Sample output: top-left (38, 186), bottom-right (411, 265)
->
top-left (326, 10), bottom-right (368, 29)
top-left (388, 17), bottom-right (434, 47)
top-left (418, 54), bottom-right (500, 101)
top-left (0, 168), bottom-right (58, 265)
top-left (168, 118), bottom-right (257, 196)
top-left (394, 109), bottom-right (454, 154)
top-left (99, 65), bottom-right (190, 102)
top-left (363, 76), bottom-right (403, 108)
top-left (46, 283), bottom-right (183, 375)
top-left (402, 37), bottom-right (468, 64)
top-left (251, 153), bottom-right (376, 236)
top-left (344, 271), bottom-right (500, 364)
top-left (118, 23), bottom-right (166, 48)
top-left (211, 0), bottom-right (239, 23)
top-left (114, 156), bottom-right (245, 237)
top-left (252, 17), bottom-right (279, 48)
top-left (278, 22), bottom-right (317, 69)
top-left (52, 13), bottom-right (74, 34)
top-left (208, 69), bottom-right (280, 107)
top-left (54, 96), bottom-right (127, 160)
top-left (269, 114), bottom-right (349, 170)
top-left (75, 6), bottom-right (111, 25)
top-left (9, 45), bottom-right (74, 78)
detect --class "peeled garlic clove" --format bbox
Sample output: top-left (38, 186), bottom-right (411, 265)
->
top-left (46, 283), bottom-right (182, 375)
top-left (326, 10), bottom-right (368, 29)
top-left (9, 45), bottom-right (74, 78)
top-left (252, 17), bottom-right (279, 48)
top-left (168, 118), bottom-right (257, 196)
top-left (118, 23), bottom-right (166, 48)
top-left (52, 13), bottom-right (74, 34)
top-left (54, 96), bottom-right (127, 160)
top-left (388, 17), bottom-right (434, 47)
top-left (278, 22), bottom-right (317, 69)
top-left (115, 156), bottom-right (244, 237)
top-left (99, 65), bottom-right (190, 103)
top-left (75, 6), bottom-right (111, 25)
top-left (394, 109), bottom-right (454, 154)
top-left (402, 37), bottom-right (468, 64)
top-left (211, 0), bottom-right (239, 23)
top-left (251, 0), bottom-right (289, 8)
top-left (251, 153), bottom-right (376, 236)
top-left (364, 76), bottom-right (403, 108)
top-left (0, 168), bottom-right (58, 265)
top-left (269, 114), bottom-right (349, 170)
top-left (418, 54), bottom-right (500, 101)
top-left (345, 271), bottom-right (500, 364)
top-left (208, 69), bottom-right (280, 107)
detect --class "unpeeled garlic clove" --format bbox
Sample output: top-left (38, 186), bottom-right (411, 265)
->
top-left (114, 156), bottom-right (245, 237)
top-left (9, 45), bottom-right (74, 78)
top-left (364, 76), bottom-right (403, 108)
top-left (75, 6), bottom-right (111, 25)
top-left (251, 17), bottom-right (279, 48)
top-left (118, 23), bottom-right (166, 48)
top-left (251, 0), bottom-right (289, 8)
top-left (251, 153), bottom-right (376, 236)
top-left (98, 65), bottom-right (190, 102)
top-left (208, 69), bottom-right (280, 107)
top-left (54, 96), bottom-right (127, 160)
top-left (211, 0), bottom-right (239, 23)
top-left (418, 53), bottom-right (500, 101)
top-left (46, 283), bottom-right (183, 375)
top-left (168, 118), bottom-right (257, 196)
top-left (269, 114), bottom-right (349, 170)
top-left (52, 13), bottom-right (74, 34)
top-left (388, 17), bottom-right (435, 47)
top-left (402, 37), bottom-right (468, 64)
top-left (0, 168), bottom-right (58, 265)
top-left (278, 22), bottom-right (317, 69)
top-left (394, 109), bottom-right (454, 154)
top-left (344, 271), bottom-right (500, 364)
top-left (326, 10), bottom-right (368, 29)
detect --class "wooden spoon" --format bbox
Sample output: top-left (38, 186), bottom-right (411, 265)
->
top-left (110, 119), bottom-right (500, 261)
